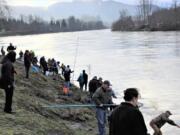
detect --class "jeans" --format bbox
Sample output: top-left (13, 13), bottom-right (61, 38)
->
top-left (83, 82), bottom-right (87, 91)
top-left (150, 121), bottom-right (162, 135)
top-left (79, 82), bottom-right (83, 90)
top-left (64, 82), bottom-right (70, 88)
top-left (96, 108), bottom-right (106, 135)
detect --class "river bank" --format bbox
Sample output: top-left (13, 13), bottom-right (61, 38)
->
top-left (0, 28), bottom-right (108, 37)
top-left (111, 25), bottom-right (180, 32)
top-left (0, 30), bottom-right (57, 37)
top-left (0, 56), bottom-right (100, 135)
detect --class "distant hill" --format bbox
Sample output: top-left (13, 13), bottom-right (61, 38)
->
top-left (11, 0), bottom-right (159, 24)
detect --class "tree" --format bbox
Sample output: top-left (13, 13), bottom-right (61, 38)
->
top-left (68, 16), bottom-right (76, 31)
top-left (173, 0), bottom-right (178, 28)
top-left (112, 10), bottom-right (134, 31)
top-left (138, 0), bottom-right (153, 26)
top-left (0, 0), bottom-right (10, 30)
top-left (28, 15), bottom-right (34, 24)
top-left (55, 20), bottom-right (61, 31)
top-left (61, 19), bottom-right (67, 31)
top-left (0, 0), bottom-right (9, 18)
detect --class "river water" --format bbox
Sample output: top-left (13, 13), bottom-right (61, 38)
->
top-left (1, 29), bottom-right (180, 134)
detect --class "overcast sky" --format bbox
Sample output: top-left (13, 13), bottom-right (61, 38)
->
top-left (7, 0), bottom-right (175, 7)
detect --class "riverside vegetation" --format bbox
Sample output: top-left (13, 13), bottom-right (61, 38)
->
top-left (0, 0), bottom-right (105, 36)
top-left (112, 1), bottom-right (180, 31)
top-left (0, 56), bottom-right (99, 135)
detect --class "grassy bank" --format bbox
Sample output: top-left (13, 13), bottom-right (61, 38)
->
top-left (0, 57), bottom-right (98, 135)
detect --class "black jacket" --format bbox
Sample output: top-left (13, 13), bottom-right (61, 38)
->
top-left (40, 57), bottom-right (48, 70)
top-left (83, 73), bottom-right (88, 84)
top-left (109, 102), bottom-right (148, 135)
top-left (64, 69), bottom-right (73, 82)
top-left (24, 53), bottom-right (31, 67)
top-left (88, 79), bottom-right (98, 93)
top-left (0, 59), bottom-right (14, 88)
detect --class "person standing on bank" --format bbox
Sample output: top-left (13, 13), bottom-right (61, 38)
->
top-left (109, 88), bottom-right (149, 135)
top-left (19, 50), bottom-right (23, 60)
top-left (89, 76), bottom-right (98, 98)
top-left (82, 70), bottom-right (88, 91)
top-left (77, 73), bottom-right (84, 90)
top-left (40, 56), bottom-right (48, 75)
top-left (7, 43), bottom-right (16, 52)
top-left (150, 111), bottom-right (180, 135)
top-left (64, 65), bottom-right (73, 88)
top-left (1, 46), bottom-right (5, 56)
top-left (24, 50), bottom-right (31, 79)
top-left (92, 80), bottom-right (112, 135)
top-left (0, 51), bottom-right (16, 113)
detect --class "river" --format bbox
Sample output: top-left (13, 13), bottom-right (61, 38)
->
top-left (1, 29), bottom-right (180, 134)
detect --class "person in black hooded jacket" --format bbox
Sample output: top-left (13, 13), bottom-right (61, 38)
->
top-left (109, 88), bottom-right (149, 135)
top-left (0, 51), bottom-right (16, 113)
top-left (24, 50), bottom-right (31, 78)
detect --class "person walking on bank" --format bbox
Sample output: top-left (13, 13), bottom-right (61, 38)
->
top-left (109, 88), bottom-right (149, 135)
top-left (150, 111), bottom-right (180, 135)
top-left (0, 51), bottom-right (16, 113)
top-left (24, 50), bottom-right (31, 78)
top-left (82, 70), bottom-right (88, 91)
top-left (92, 80), bottom-right (112, 135)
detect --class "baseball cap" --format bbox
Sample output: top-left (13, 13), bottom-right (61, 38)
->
top-left (166, 110), bottom-right (172, 115)
top-left (103, 80), bottom-right (112, 86)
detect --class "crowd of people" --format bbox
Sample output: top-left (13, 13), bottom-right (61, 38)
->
top-left (0, 43), bottom-right (90, 112)
top-left (0, 43), bottom-right (180, 135)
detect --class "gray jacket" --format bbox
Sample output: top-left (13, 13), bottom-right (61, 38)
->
top-left (92, 87), bottom-right (111, 107)
top-left (152, 113), bottom-right (177, 128)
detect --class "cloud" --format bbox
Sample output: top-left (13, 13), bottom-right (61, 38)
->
top-left (114, 0), bottom-right (173, 5)
top-left (7, 0), bottom-right (72, 7)
top-left (7, 0), bottom-right (174, 7)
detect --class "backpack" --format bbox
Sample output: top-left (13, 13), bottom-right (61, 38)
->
top-left (77, 74), bottom-right (84, 83)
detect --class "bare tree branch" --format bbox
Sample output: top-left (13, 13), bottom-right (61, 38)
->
top-left (0, 0), bottom-right (10, 19)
